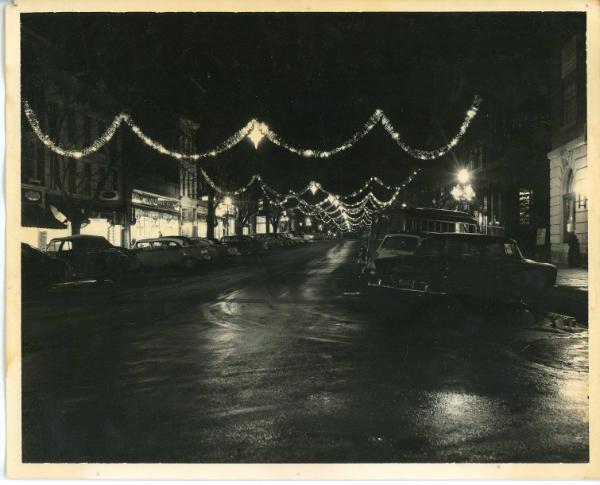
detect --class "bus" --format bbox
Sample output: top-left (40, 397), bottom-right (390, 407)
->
top-left (366, 206), bottom-right (479, 260)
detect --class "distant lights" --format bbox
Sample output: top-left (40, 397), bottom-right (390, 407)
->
top-left (247, 121), bottom-right (266, 148)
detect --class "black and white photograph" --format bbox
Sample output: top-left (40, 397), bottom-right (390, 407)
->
top-left (6, 0), bottom-right (598, 478)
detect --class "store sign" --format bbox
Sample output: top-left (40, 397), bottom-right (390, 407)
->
top-left (132, 190), bottom-right (180, 213)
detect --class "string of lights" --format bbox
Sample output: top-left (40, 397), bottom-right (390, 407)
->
top-left (23, 96), bottom-right (481, 161)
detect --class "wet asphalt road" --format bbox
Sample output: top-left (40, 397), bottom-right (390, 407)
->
top-left (22, 240), bottom-right (588, 463)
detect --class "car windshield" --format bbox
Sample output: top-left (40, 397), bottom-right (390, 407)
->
top-left (46, 240), bottom-right (61, 252)
top-left (380, 236), bottom-right (420, 252)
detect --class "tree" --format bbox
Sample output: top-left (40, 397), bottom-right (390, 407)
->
top-left (267, 200), bottom-right (284, 234)
top-left (24, 78), bottom-right (121, 235)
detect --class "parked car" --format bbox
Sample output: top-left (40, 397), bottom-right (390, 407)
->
top-left (365, 233), bottom-right (423, 274)
top-left (255, 233), bottom-right (286, 249)
top-left (371, 233), bottom-right (557, 305)
top-left (278, 233), bottom-right (300, 246)
top-left (22, 242), bottom-right (70, 291)
top-left (133, 237), bottom-right (211, 270)
top-left (45, 235), bottom-right (139, 281)
top-left (160, 235), bottom-right (220, 261)
top-left (189, 237), bottom-right (240, 259)
top-left (221, 235), bottom-right (265, 255)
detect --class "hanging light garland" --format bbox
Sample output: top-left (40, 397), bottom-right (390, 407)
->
top-left (23, 96), bottom-right (481, 161)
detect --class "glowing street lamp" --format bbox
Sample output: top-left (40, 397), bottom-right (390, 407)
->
top-left (457, 168), bottom-right (471, 184)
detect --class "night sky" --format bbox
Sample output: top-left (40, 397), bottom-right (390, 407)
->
top-left (21, 12), bottom-right (585, 194)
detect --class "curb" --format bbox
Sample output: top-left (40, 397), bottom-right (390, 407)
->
top-left (546, 286), bottom-right (588, 325)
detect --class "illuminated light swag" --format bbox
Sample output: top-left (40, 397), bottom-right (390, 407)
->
top-left (23, 96), bottom-right (481, 161)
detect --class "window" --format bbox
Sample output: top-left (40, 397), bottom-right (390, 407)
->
top-left (484, 241), bottom-right (521, 260)
top-left (46, 240), bottom-right (61, 252)
top-left (68, 160), bottom-right (77, 194)
top-left (444, 239), bottom-right (481, 258)
top-left (98, 167), bottom-right (106, 191)
top-left (563, 81), bottom-right (577, 126)
top-left (84, 163), bottom-right (92, 195)
top-left (519, 189), bottom-right (533, 225)
top-left (415, 238), bottom-right (444, 256)
top-left (380, 236), bottom-right (420, 252)
top-left (136, 241), bottom-right (151, 249)
top-left (51, 158), bottom-right (60, 190)
top-left (60, 241), bottom-right (73, 252)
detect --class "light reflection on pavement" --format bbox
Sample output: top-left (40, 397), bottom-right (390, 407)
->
top-left (21, 240), bottom-right (588, 463)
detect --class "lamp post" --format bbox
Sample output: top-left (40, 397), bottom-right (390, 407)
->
top-left (451, 168), bottom-right (476, 212)
top-left (223, 196), bottom-right (232, 236)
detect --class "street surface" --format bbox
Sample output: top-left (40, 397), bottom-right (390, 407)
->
top-left (22, 240), bottom-right (588, 463)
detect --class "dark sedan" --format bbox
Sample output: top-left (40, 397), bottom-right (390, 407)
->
top-left (45, 235), bottom-right (139, 281)
top-left (371, 233), bottom-right (557, 305)
top-left (22, 243), bottom-right (70, 292)
top-left (221, 235), bottom-right (265, 255)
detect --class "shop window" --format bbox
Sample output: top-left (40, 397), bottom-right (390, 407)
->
top-left (519, 189), bottom-right (533, 225)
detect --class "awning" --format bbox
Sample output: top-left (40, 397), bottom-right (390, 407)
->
top-left (22, 204), bottom-right (68, 229)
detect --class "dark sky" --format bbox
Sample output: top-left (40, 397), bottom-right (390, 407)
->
top-left (21, 12), bottom-right (585, 194)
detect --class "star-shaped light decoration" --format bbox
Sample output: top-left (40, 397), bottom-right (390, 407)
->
top-left (309, 182), bottom-right (319, 195)
top-left (248, 121), bottom-right (266, 149)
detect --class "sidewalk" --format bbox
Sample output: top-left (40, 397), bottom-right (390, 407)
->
top-left (555, 267), bottom-right (588, 292)
top-left (548, 266), bottom-right (588, 325)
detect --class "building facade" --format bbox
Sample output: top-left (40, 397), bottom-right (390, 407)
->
top-left (547, 34), bottom-right (588, 266)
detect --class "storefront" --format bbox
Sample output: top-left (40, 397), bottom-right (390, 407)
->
top-left (197, 203), bottom-right (208, 238)
top-left (130, 189), bottom-right (181, 243)
top-left (180, 196), bottom-right (198, 238)
top-left (20, 185), bottom-right (69, 249)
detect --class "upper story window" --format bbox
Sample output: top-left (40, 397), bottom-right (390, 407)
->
top-left (561, 36), bottom-right (577, 80)
top-left (563, 81), bottom-right (577, 126)
top-left (561, 36), bottom-right (578, 128)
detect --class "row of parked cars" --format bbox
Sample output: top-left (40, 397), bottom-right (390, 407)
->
top-left (22, 232), bottom-right (314, 292)
top-left (363, 232), bottom-right (558, 306)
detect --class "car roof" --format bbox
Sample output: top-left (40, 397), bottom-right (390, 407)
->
top-left (425, 232), bottom-right (513, 242)
top-left (136, 237), bottom-right (180, 243)
top-left (49, 235), bottom-right (107, 241)
top-left (383, 233), bottom-right (422, 239)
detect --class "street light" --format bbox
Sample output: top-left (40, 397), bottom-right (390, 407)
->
top-left (457, 168), bottom-right (470, 185)
top-left (451, 168), bottom-right (476, 212)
